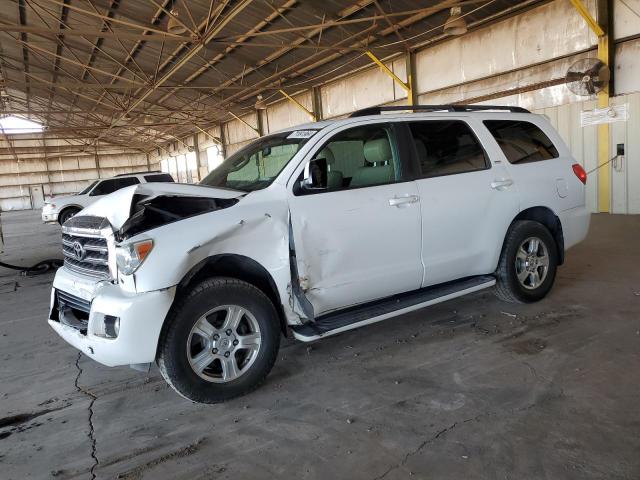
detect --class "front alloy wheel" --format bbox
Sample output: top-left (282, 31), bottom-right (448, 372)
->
top-left (187, 305), bottom-right (262, 383)
top-left (158, 278), bottom-right (280, 403)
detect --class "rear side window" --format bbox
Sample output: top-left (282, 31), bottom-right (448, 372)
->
top-left (145, 173), bottom-right (175, 183)
top-left (484, 120), bottom-right (559, 164)
top-left (408, 121), bottom-right (488, 178)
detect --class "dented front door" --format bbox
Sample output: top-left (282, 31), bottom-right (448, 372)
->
top-left (288, 182), bottom-right (423, 316)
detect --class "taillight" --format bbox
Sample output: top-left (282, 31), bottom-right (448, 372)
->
top-left (572, 163), bottom-right (587, 184)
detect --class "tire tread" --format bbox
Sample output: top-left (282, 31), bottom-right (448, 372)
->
top-left (157, 277), bottom-right (280, 403)
top-left (494, 220), bottom-right (557, 304)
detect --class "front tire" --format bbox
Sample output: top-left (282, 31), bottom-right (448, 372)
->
top-left (495, 220), bottom-right (558, 303)
top-left (58, 207), bottom-right (80, 225)
top-left (158, 278), bottom-right (281, 403)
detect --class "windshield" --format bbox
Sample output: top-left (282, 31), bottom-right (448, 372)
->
top-left (200, 131), bottom-right (314, 192)
top-left (79, 181), bottom-right (98, 195)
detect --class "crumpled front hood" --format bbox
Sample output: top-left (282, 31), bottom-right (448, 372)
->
top-left (79, 182), bottom-right (244, 230)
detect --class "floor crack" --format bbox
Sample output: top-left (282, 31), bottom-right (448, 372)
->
top-left (74, 352), bottom-right (99, 480)
top-left (373, 391), bottom-right (564, 480)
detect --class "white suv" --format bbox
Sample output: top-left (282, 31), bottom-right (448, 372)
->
top-left (41, 171), bottom-right (175, 224)
top-left (47, 105), bottom-right (590, 403)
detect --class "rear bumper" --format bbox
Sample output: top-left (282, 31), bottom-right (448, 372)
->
top-left (559, 205), bottom-right (590, 250)
top-left (48, 268), bottom-right (176, 367)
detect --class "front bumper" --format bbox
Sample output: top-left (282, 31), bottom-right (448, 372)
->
top-left (48, 267), bottom-right (176, 367)
top-left (42, 210), bottom-right (59, 223)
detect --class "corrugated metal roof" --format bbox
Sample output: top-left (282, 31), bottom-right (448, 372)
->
top-left (0, 0), bottom-right (543, 150)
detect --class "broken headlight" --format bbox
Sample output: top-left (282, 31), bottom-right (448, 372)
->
top-left (116, 239), bottom-right (153, 275)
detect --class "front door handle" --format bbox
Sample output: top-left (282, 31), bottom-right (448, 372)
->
top-left (491, 179), bottom-right (514, 190)
top-left (389, 195), bottom-right (419, 207)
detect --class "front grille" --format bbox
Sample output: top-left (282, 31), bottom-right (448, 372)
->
top-left (56, 289), bottom-right (91, 333)
top-left (57, 289), bottom-right (91, 314)
top-left (62, 232), bottom-right (110, 279)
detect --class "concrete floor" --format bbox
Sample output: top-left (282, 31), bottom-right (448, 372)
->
top-left (0, 210), bottom-right (639, 480)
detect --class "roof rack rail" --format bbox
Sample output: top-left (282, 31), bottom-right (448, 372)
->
top-left (349, 104), bottom-right (530, 117)
top-left (114, 170), bottom-right (161, 177)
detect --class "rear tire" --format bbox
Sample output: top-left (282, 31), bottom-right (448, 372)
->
top-left (495, 220), bottom-right (558, 303)
top-left (58, 207), bottom-right (80, 225)
top-left (158, 277), bottom-right (280, 404)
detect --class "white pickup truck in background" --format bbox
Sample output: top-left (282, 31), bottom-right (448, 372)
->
top-left (42, 172), bottom-right (175, 225)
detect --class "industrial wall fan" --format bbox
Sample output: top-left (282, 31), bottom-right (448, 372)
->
top-left (565, 58), bottom-right (610, 96)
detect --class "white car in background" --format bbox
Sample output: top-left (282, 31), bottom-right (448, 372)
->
top-left (42, 171), bottom-right (175, 224)
top-left (47, 105), bottom-right (590, 404)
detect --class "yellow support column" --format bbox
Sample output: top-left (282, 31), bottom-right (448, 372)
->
top-left (279, 89), bottom-right (316, 121)
top-left (366, 50), bottom-right (412, 105)
top-left (569, 0), bottom-right (611, 212)
top-left (568, 0), bottom-right (605, 36)
top-left (597, 34), bottom-right (610, 213)
top-left (227, 111), bottom-right (261, 137)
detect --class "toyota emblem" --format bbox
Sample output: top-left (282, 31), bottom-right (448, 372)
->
top-left (72, 241), bottom-right (86, 261)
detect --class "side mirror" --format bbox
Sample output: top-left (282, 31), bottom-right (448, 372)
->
top-left (301, 157), bottom-right (328, 190)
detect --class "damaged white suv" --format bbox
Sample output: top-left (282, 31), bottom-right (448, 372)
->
top-left (49, 105), bottom-right (590, 403)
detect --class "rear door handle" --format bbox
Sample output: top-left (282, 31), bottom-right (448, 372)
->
top-left (389, 195), bottom-right (419, 207)
top-left (491, 179), bottom-right (514, 190)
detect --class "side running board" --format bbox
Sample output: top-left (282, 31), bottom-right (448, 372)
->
top-left (291, 275), bottom-right (495, 342)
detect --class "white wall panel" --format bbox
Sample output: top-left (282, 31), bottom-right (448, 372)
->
top-left (391, 57), bottom-right (409, 101)
top-left (614, 0), bottom-right (640, 38)
top-left (321, 61), bottom-right (397, 118)
top-left (415, 0), bottom-right (597, 96)
top-left (98, 153), bottom-right (147, 169)
top-left (197, 125), bottom-right (222, 150)
top-left (225, 139), bottom-right (253, 157)
top-left (0, 141), bottom-right (154, 210)
top-left (608, 93), bottom-right (640, 213)
top-left (265, 91), bottom-right (314, 133)
top-left (625, 93), bottom-right (640, 213)
top-left (48, 170), bottom-right (96, 183)
top-left (531, 94), bottom-right (640, 214)
top-left (615, 39), bottom-right (640, 95)
top-left (0, 197), bottom-right (31, 211)
top-left (418, 51), bottom-right (596, 108)
top-left (50, 181), bottom-right (89, 196)
top-left (610, 101), bottom-right (628, 213)
top-left (461, 24), bottom-right (516, 80)
top-left (0, 171), bottom-right (48, 186)
top-left (415, 38), bottom-right (464, 92)
top-left (224, 113), bottom-right (259, 145)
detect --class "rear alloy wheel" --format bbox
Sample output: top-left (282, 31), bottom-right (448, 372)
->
top-left (495, 220), bottom-right (558, 303)
top-left (158, 277), bottom-right (280, 403)
top-left (514, 237), bottom-right (550, 290)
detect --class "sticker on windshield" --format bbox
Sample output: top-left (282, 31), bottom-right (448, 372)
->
top-left (287, 130), bottom-right (317, 139)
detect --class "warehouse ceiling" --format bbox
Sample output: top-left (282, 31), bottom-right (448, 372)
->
top-left (0, 0), bottom-right (542, 151)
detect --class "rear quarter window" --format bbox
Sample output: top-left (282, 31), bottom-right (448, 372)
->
top-left (408, 120), bottom-right (489, 178)
top-left (484, 120), bottom-right (559, 164)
